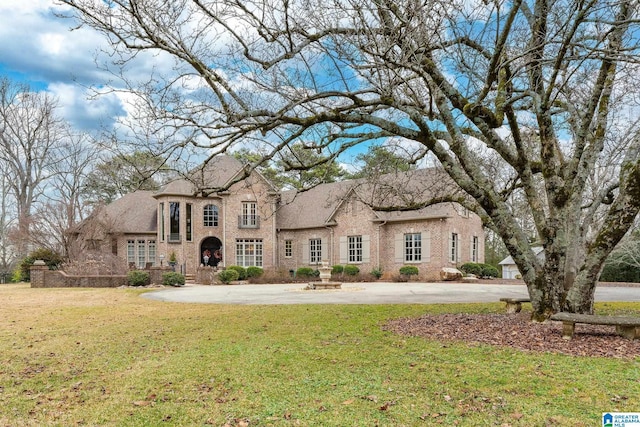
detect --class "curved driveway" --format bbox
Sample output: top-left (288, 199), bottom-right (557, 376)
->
top-left (142, 282), bottom-right (640, 305)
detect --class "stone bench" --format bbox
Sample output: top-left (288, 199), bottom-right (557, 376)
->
top-left (500, 297), bottom-right (531, 313)
top-left (550, 312), bottom-right (640, 340)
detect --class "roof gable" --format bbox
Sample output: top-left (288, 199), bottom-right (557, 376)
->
top-left (154, 155), bottom-right (246, 197)
top-left (276, 167), bottom-right (460, 230)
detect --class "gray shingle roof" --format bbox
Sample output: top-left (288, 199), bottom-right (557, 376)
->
top-left (78, 190), bottom-right (158, 235)
top-left (276, 167), bottom-right (458, 230)
top-left (155, 155), bottom-right (245, 196)
top-left (277, 181), bottom-right (353, 230)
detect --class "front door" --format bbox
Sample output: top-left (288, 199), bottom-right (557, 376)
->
top-left (200, 237), bottom-right (223, 267)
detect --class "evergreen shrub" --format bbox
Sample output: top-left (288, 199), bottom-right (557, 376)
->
top-left (331, 265), bottom-right (344, 274)
top-left (218, 269), bottom-right (239, 284)
top-left (127, 270), bottom-right (150, 286)
top-left (460, 262), bottom-right (482, 276)
top-left (19, 248), bottom-right (64, 282)
top-left (246, 266), bottom-right (264, 278)
top-left (399, 265), bottom-right (419, 276)
top-left (296, 267), bottom-right (317, 278)
top-left (343, 265), bottom-right (360, 276)
top-left (162, 272), bottom-right (185, 287)
top-left (227, 265), bottom-right (247, 280)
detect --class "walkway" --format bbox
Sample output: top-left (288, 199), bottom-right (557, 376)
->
top-left (141, 282), bottom-right (640, 305)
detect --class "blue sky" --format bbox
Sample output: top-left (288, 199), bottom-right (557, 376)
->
top-left (0, 1), bottom-right (127, 133)
top-left (0, 1), bottom-right (416, 165)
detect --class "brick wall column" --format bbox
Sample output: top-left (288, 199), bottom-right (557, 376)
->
top-left (30, 260), bottom-right (48, 288)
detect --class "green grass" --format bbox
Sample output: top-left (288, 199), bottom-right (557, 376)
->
top-left (0, 283), bottom-right (638, 426)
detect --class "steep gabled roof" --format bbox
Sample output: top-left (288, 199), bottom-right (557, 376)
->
top-left (154, 155), bottom-right (246, 197)
top-left (277, 180), bottom-right (353, 229)
top-left (499, 246), bottom-right (544, 265)
top-left (276, 167), bottom-right (458, 230)
top-left (72, 190), bottom-right (157, 236)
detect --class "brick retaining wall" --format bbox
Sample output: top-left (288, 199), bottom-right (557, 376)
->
top-left (30, 260), bottom-right (171, 288)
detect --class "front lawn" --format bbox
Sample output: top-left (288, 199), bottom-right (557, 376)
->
top-left (0, 283), bottom-right (637, 426)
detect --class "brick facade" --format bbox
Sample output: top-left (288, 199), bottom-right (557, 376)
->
top-left (73, 156), bottom-right (485, 279)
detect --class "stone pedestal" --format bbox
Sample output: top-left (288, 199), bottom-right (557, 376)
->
top-left (308, 261), bottom-right (341, 290)
top-left (30, 260), bottom-right (48, 288)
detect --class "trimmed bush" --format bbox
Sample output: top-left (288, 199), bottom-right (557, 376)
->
top-left (399, 265), bottom-right (419, 277)
top-left (296, 267), bottom-right (317, 278)
top-left (162, 272), bottom-right (185, 287)
top-left (218, 269), bottom-right (240, 284)
top-left (343, 265), bottom-right (360, 276)
top-left (460, 262), bottom-right (482, 276)
top-left (246, 266), bottom-right (264, 278)
top-left (370, 268), bottom-right (383, 279)
top-left (226, 265), bottom-right (247, 280)
top-left (19, 248), bottom-right (64, 282)
top-left (331, 265), bottom-right (344, 274)
top-left (127, 270), bottom-right (150, 287)
top-left (480, 264), bottom-right (499, 278)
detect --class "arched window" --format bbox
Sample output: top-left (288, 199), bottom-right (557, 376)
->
top-left (204, 204), bottom-right (219, 227)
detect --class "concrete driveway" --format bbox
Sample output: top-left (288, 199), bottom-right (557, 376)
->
top-left (141, 282), bottom-right (640, 305)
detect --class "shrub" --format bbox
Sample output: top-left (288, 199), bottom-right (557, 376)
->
top-left (343, 265), bottom-right (360, 276)
top-left (296, 267), bottom-right (317, 278)
top-left (19, 248), bottom-right (64, 282)
top-left (399, 265), bottom-right (419, 277)
top-left (460, 262), bottom-right (482, 276)
top-left (480, 264), bottom-right (499, 278)
top-left (227, 265), bottom-right (247, 280)
top-left (370, 268), bottom-right (383, 279)
top-left (162, 272), bottom-right (185, 287)
top-left (218, 269), bottom-right (239, 284)
top-left (601, 263), bottom-right (640, 282)
top-left (246, 266), bottom-right (264, 278)
top-left (11, 268), bottom-right (22, 283)
top-left (127, 270), bottom-right (150, 287)
top-left (331, 265), bottom-right (344, 274)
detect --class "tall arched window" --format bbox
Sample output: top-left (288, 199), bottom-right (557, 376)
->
top-left (204, 204), bottom-right (219, 227)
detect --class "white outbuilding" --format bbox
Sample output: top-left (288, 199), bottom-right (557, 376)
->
top-left (499, 247), bottom-right (544, 279)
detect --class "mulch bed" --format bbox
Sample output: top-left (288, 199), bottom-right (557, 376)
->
top-left (383, 311), bottom-right (640, 359)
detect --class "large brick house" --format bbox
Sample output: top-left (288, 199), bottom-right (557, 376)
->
top-left (72, 155), bottom-right (484, 280)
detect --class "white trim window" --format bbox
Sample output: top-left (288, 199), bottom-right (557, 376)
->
top-left (348, 235), bottom-right (363, 263)
top-left (284, 240), bottom-right (292, 258)
top-left (137, 239), bottom-right (146, 267)
top-left (128, 240), bottom-right (156, 268)
top-left (236, 238), bottom-right (263, 267)
top-left (310, 238), bottom-right (322, 264)
top-left (241, 202), bottom-right (258, 227)
top-left (127, 240), bottom-right (135, 264)
top-left (404, 233), bottom-right (422, 262)
top-left (450, 232), bottom-right (459, 263)
top-left (471, 236), bottom-right (479, 263)
top-left (204, 204), bottom-right (219, 227)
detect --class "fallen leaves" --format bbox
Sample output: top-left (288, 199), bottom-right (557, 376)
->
top-left (384, 312), bottom-right (640, 359)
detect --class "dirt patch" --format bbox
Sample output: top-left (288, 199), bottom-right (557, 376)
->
top-left (383, 311), bottom-right (640, 359)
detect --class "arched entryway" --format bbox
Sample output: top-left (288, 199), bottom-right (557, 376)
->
top-left (200, 237), bottom-right (223, 267)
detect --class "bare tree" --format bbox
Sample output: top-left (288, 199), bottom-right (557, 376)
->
top-left (0, 78), bottom-right (67, 258)
top-left (31, 131), bottom-right (96, 255)
top-left (0, 171), bottom-right (17, 280)
top-left (58, 0), bottom-right (640, 318)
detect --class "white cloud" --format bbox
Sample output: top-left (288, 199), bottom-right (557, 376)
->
top-left (47, 82), bottom-right (126, 131)
top-left (0, 1), bottom-right (183, 133)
